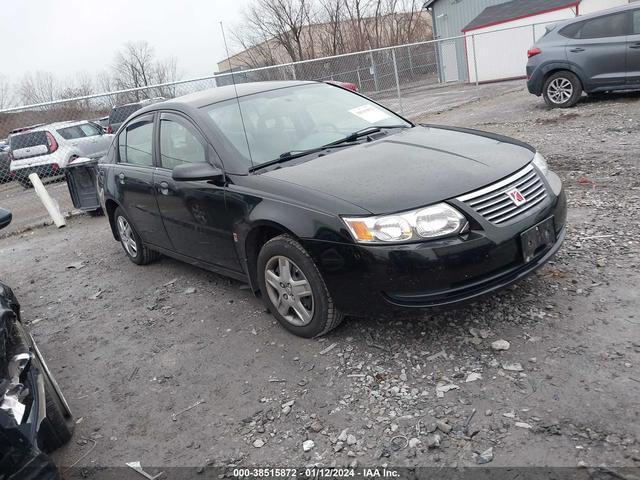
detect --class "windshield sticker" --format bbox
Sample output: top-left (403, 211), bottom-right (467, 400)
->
top-left (349, 105), bottom-right (391, 123)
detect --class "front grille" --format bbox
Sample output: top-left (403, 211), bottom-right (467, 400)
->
top-left (457, 164), bottom-right (548, 225)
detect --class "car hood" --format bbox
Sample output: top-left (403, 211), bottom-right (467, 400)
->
top-left (262, 125), bottom-right (536, 214)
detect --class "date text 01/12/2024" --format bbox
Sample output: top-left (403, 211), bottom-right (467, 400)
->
top-left (231, 467), bottom-right (401, 478)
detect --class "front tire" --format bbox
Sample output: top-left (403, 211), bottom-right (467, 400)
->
top-left (257, 235), bottom-right (344, 338)
top-left (543, 71), bottom-right (582, 108)
top-left (114, 207), bottom-right (159, 265)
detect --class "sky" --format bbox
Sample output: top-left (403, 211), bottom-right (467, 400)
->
top-left (1, 0), bottom-right (251, 85)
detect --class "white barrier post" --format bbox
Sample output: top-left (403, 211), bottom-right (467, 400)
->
top-left (28, 173), bottom-right (66, 228)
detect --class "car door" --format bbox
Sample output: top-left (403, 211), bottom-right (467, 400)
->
top-left (115, 113), bottom-right (172, 249)
top-left (566, 11), bottom-right (630, 89)
top-left (77, 122), bottom-right (110, 157)
top-left (628, 9), bottom-right (640, 85)
top-left (153, 112), bottom-right (241, 272)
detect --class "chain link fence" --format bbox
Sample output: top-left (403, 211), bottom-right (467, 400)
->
top-left (0, 23), bottom-right (549, 237)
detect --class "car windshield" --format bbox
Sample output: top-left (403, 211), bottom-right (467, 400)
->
top-left (10, 131), bottom-right (48, 150)
top-left (204, 83), bottom-right (411, 167)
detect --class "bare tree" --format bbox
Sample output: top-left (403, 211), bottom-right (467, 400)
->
top-left (0, 75), bottom-right (13, 110)
top-left (318, 0), bottom-right (346, 56)
top-left (233, 0), bottom-right (432, 68)
top-left (17, 71), bottom-right (60, 106)
top-left (153, 56), bottom-right (180, 98)
top-left (58, 73), bottom-right (95, 111)
top-left (245, 0), bottom-right (315, 63)
top-left (112, 41), bottom-right (179, 101)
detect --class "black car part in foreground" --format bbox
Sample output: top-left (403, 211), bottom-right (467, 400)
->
top-left (0, 208), bottom-right (73, 479)
top-left (98, 81), bottom-right (566, 338)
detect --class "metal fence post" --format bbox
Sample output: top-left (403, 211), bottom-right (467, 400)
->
top-left (370, 52), bottom-right (379, 92)
top-left (391, 48), bottom-right (404, 114)
top-left (471, 34), bottom-right (480, 96)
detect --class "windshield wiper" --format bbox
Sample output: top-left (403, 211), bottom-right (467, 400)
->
top-left (249, 125), bottom-right (410, 173)
top-left (326, 124), bottom-right (410, 147)
top-left (249, 143), bottom-right (354, 173)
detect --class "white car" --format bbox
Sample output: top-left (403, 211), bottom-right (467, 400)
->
top-left (9, 121), bottom-right (114, 188)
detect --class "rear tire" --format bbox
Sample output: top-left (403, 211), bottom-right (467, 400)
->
top-left (114, 207), bottom-right (159, 265)
top-left (39, 371), bottom-right (74, 453)
top-left (257, 235), bottom-right (344, 338)
top-left (543, 71), bottom-right (582, 108)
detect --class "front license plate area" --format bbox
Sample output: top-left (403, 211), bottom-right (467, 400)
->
top-left (520, 217), bottom-right (555, 263)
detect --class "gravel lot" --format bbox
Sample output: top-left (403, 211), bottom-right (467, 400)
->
top-left (0, 84), bottom-right (639, 475)
top-left (0, 179), bottom-right (74, 238)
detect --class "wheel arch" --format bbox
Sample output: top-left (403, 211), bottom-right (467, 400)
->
top-left (104, 198), bottom-right (121, 241)
top-left (540, 63), bottom-right (585, 91)
top-left (243, 221), bottom-right (301, 295)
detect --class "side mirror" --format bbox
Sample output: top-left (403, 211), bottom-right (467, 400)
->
top-left (0, 208), bottom-right (12, 230)
top-left (172, 163), bottom-right (224, 183)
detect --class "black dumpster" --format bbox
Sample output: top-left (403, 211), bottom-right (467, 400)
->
top-left (63, 157), bottom-right (103, 216)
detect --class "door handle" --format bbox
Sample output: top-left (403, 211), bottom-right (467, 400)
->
top-left (630, 43), bottom-right (640, 49)
top-left (158, 181), bottom-right (172, 196)
top-left (71, 142), bottom-right (79, 146)
top-left (118, 172), bottom-right (125, 184)
top-left (570, 47), bottom-right (585, 53)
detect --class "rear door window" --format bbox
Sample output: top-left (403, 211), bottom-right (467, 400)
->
top-left (118, 116), bottom-right (154, 167)
top-left (57, 126), bottom-right (86, 140)
top-left (580, 12), bottom-right (629, 39)
top-left (79, 123), bottom-right (101, 137)
top-left (559, 21), bottom-right (584, 39)
top-left (633, 10), bottom-right (640, 34)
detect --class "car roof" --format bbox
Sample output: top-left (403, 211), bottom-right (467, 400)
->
top-left (11, 120), bottom-right (90, 135)
top-left (138, 81), bottom-right (317, 115)
top-left (557, 3), bottom-right (639, 28)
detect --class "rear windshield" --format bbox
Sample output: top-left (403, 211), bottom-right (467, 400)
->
top-left (10, 131), bottom-right (48, 150)
top-left (109, 104), bottom-right (142, 125)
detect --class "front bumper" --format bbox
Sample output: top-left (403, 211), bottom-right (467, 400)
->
top-left (303, 188), bottom-right (567, 316)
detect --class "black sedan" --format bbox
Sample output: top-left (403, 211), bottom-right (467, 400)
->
top-left (97, 81), bottom-right (566, 337)
top-left (0, 209), bottom-right (73, 479)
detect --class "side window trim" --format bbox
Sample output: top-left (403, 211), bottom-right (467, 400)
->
top-left (157, 111), bottom-right (209, 171)
top-left (117, 112), bottom-right (156, 167)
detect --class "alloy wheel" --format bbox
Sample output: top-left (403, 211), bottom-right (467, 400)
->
top-left (547, 78), bottom-right (573, 104)
top-left (117, 215), bottom-right (138, 258)
top-left (264, 255), bottom-right (314, 327)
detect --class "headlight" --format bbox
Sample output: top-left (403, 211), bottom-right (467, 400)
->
top-left (532, 152), bottom-right (549, 178)
top-left (343, 203), bottom-right (467, 244)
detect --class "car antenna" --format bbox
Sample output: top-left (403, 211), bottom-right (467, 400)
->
top-left (220, 21), bottom-right (254, 168)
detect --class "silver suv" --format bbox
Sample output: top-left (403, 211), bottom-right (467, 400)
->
top-left (9, 121), bottom-right (113, 188)
top-left (527, 4), bottom-right (640, 108)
